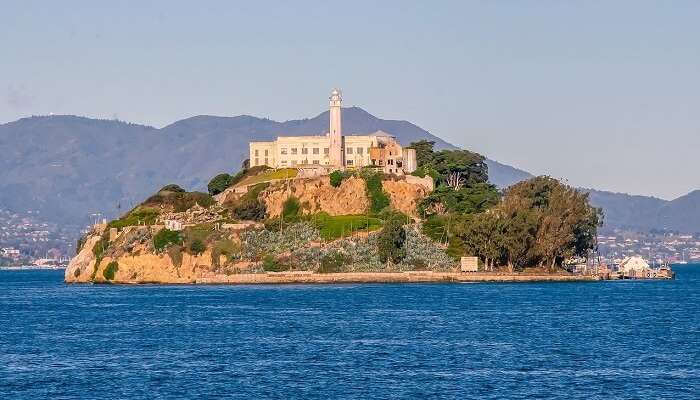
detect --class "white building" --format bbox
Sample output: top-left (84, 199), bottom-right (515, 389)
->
top-left (618, 256), bottom-right (650, 274)
top-left (249, 89), bottom-right (417, 175)
top-left (1, 247), bottom-right (20, 258)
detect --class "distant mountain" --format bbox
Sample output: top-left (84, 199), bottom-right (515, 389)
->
top-left (0, 108), bottom-right (697, 241)
top-left (583, 189), bottom-right (700, 234)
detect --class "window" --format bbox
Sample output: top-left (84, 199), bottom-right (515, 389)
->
top-left (388, 159), bottom-right (394, 165)
top-left (389, 151), bottom-right (392, 156)
top-left (313, 148), bottom-right (319, 155)
top-left (346, 147), bottom-right (353, 154)
top-left (312, 160), bottom-right (319, 165)
top-left (324, 147), bottom-right (329, 155)
top-left (291, 148), bottom-right (298, 155)
top-left (379, 160), bottom-right (384, 166)
top-left (281, 148), bottom-right (288, 155)
top-left (302, 148), bottom-right (308, 155)
top-left (291, 160), bottom-right (297, 166)
top-left (264, 149), bottom-right (269, 156)
top-left (281, 160), bottom-right (287, 165)
top-left (255, 150), bottom-right (259, 156)
top-left (371, 159), bottom-right (376, 165)
top-left (264, 157), bottom-right (268, 165)
top-left (255, 158), bottom-right (260, 166)
top-left (357, 147), bottom-right (363, 155)
top-left (346, 160), bottom-right (354, 166)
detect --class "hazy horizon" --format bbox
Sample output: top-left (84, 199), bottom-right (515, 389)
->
top-left (2, 1), bottom-right (698, 199)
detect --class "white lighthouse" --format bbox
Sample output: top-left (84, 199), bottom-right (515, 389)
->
top-left (328, 88), bottom-right (343, 167)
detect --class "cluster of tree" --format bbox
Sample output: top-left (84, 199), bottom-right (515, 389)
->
top-left (407, 141), bottom-right (602, 271)
top-left (455, 177), bottom-right (602, 271)
top-left (407, 141), bottom-right (500, 216)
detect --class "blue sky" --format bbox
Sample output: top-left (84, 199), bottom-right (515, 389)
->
top-left (2, 1), bottom-right (699, 199)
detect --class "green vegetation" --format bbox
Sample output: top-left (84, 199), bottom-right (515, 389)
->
top-left (91, 231), bottom-right (110, 280)
top-left (108, 207), bottom-right (160, 229)
top-left (153, 228), bottom-right (183, 252)
top-left (311, 213), bottom-right (383, 240)
top-left (407, 140), bottom-right (601, 271)
top-left (318, 251), bottom-right (348, 273)
top-left (103, 261), bottom-right (119, 280)
top-left (208, 173), bottom-right (234, 195)
top-left (455, 177), bottom-right (602, 271)
top-left (232, 183), bottom-right (268, 221)
top-left (377, 214), bottom-right (407, 264)
top-left (329, 170), bottom-right (350, 187)
top-left (238, 168), bottom-right (297, 187)
top-left (189, 239), bottom-right (206, 255)
top-left (211, 239), bottom-right (240, 267)
top-left (142, 186), bottom-right (214, 213)
top-left (361, 172), bottom-right (391, 214)
top-left (282, 196), bottom-right (301, 219)
top-left (262, 254), bottom-right (286, 272)
top-left (407, 140), bottom-right (499, 217)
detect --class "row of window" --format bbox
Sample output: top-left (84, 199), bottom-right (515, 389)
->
top-left (281, 147), bottom-right (328, 155)
top-left (255, 147), bottom-right (372, 156)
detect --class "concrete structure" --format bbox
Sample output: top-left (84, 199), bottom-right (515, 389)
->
top-left (249, 89), bottom-right (417, 175)
top-left (460, 256), bottom-right (479, 272)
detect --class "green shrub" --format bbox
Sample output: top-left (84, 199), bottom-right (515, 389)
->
top-left (282, 196), bottom-right (301, 219)
top-left (329, 170), bottom-right (346, 187)
top-left (211, 239), bottom-right (240, 267)
top-left (189, 239), bottom-right (206, 255)
top-left (233, 200), bottom-right (267, 221)
top-left (103, 261), bottom-right (119, 280)
top-left (232, 183), bottom-right (268, 221)
top-left (311, 213), bottom-right (383, 240)
top-left (377, 214), bottom-right (407, 264)
top-left (318, 251), bottom-right (349, 273)
top-left (108, 207), bottom-right (160, 229)
top-left (159, 184), bottom-right (186, 193)
top-left (262, 254), bottom-right (283, 272)
top-left (208, 173), bottom-right (234, 195)
top-left (362, 173), bottom-right (391, 214)
top-left (153, 229), bottom-right (183, 252)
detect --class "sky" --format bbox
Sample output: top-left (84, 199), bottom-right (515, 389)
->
top-left (2, 1), bottom-right (699, 199)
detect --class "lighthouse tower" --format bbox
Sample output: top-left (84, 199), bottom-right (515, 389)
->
top-left (328, 88), bottom-right (343, 167)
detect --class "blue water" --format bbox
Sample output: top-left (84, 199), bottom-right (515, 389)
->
top-left (1, 267), bottom-right (699, 399)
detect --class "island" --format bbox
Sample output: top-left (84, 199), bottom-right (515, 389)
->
top-left (66, 90), bottom-right (601, 284)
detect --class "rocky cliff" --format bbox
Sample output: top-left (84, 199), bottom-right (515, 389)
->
top-left (65, 172), bottom-right (439, 284)
top-left (258, 175), bottom-right (432, 218)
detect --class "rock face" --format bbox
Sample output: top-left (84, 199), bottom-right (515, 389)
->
top-left (261, 176), bottom-right (370, 217)
top-left (65, 234), bottom-right (102, 283)
top-left (260, 175), bottom-right (432, 218)
top-left (65, 229), bottom-right (217, 284)
top-left (382, 178), bottom-right (432, 217)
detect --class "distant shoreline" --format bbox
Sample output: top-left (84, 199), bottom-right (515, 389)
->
top-left (0, 266), bottom-right (66, 271)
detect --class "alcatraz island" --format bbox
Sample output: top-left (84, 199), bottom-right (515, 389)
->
top-left (66, 89), bottom-right (607, 284)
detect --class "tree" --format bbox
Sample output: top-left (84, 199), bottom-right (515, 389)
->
top-left (329, 170), bottom-right (345, 187)
top-left (189, 239), bottom-right (206, 255)
top-left (406, 140), bottom-right (436, 167)
top-left (377, 215), bottom-right (407, 264)
top-left (207, 173), bottom-right (234, 195)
